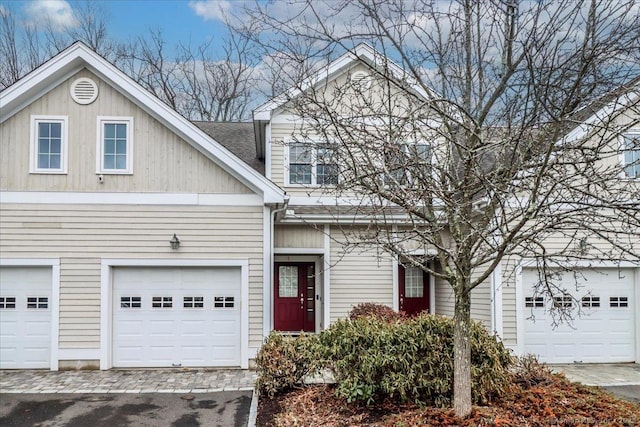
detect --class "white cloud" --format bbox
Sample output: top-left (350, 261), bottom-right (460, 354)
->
top-left (0, 5), bottom-right (8, 17)
top-left (189, 0), bottom-right (234, 22)
top-left (23, 0), bottom-right (78, 31)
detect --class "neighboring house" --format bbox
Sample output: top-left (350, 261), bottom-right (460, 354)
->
top-left (0, 42), bottom-right (638, 370)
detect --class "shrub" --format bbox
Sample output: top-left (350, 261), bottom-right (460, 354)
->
top-left (348, 302), bottom-right (407, 322)
top-left (511, 354), bottom-right (556, 388)
top-left (255, 332), bottom-right (321, 398)
top-left (317, 313), bottom-right (512, 407)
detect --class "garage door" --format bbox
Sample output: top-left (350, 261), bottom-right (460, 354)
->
top-left (523, 268), bottom-right (636, 363)
top-left (112, 267), bottom-right (241, 368)
top-left (0, 267), bottom-right (52, 369)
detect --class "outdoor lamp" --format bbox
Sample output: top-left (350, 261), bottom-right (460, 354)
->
top-left (170, 234), bottom-right (180, 250)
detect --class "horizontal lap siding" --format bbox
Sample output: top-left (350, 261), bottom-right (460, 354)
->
top-left (329, 226), bottom-right (393, 322)
top-left (433, 266), bottom-right (492, 329)
top-left (0, 203), bottom-right (265, 349)
top-left (274, 224), bottom-right (324, 248)
top-left (434, 275), bottom-right (454, 317)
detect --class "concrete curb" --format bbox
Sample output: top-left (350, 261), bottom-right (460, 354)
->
top-left (247, 387), bottom-right (258, 427)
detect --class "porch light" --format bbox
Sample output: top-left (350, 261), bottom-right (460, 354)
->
top-left (170, 234), bottom-right (180, 250)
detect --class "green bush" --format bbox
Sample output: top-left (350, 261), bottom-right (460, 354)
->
top-left (254, 332), bottom-right (321, 398)
top-left (317, 313), bottom-right (512, 406)
top-left (348, 302), bottom-right (407, 322)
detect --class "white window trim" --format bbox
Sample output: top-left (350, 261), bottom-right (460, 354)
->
top-left (96, 116), bottom-right (133, 174)
top-left (620, 129), bottom-right (640, 179)
top-left (29, 115), bottom-right (68, 174)
top-left (284, 140), bottom-right (338, 187)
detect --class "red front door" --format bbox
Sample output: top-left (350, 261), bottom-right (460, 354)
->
top-left (399, 265), bottom-right (430, 316)
top-left (274, 262), bottom-right (316, 332)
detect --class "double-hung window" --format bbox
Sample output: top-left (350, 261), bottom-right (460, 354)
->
top-left (622, 131), bottom-right (639, 178)
top-left (384, 142), bottom-right (431, 186)
top-left (287, 142), bottom-right (338, 185)
top-left (97, 116), bottom-right (133, 174)
top-left (30, 116), bottom-right (68, 173)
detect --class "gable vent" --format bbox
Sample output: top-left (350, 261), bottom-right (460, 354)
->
top-left (70, 77), bottom-right (98, 105)
top-left (350, 71), bottom-right (372, 89)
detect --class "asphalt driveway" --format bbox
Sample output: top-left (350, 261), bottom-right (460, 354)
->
top-left (0, 391), bottom-right (251, 427)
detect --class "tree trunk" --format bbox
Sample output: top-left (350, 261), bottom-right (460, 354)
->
top-left (453, 288), bottom-right (472, 417)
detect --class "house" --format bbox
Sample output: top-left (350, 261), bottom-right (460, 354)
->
top-left (0, 42), bottom-right (638, 370)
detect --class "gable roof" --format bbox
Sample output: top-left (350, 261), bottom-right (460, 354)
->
top-left (252, 43), bottom-right (435, 158)
top-left (0, 41), bottom-right (284, 204)
top-left (193, 122), bottom-right (264, 175)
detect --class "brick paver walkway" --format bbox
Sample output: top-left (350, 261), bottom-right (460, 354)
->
top-left (0, 369), bottom-right (257, 394)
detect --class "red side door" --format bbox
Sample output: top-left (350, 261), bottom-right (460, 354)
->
top-left (399, 265), bottom-right (430, 316)
top-left (274, 262), bottom-right (316, 332)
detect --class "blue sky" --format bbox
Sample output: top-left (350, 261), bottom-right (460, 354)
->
top-left (2, 0), bottom-right (235, 57)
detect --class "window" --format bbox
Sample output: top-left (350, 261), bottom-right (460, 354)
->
top-left (405, 267), bottom-right (424, 298)
top-left (316, 145), bottom-right (338, 185)
top-left (152, 296), bottom-right (172, 308)
top-left (0, 297), bottom-right (16, 309)
top-left (214, 296), bottom-right (235, 308)
top-left (183, 296), bottom-right (204, 308)
top-left (97, 117), bottom-right (133, 173)
top-left (120, 296), bottom-right (141, 308)
top-left (553, 295), bottom-right (572, 308)
top-left (27, 297), bottom-right (48, 309)
top-left (278, 266), bottom-right (298, 297)
top-left (581, 296), bottom-right (600, 308)
top-left (525, 296), bottom-right (544, 308)
top-left (30, 116), bottom-right (68, 173)
top-left (287, 142), bottom-right (338, 185)
top-left (384, 143), bottom-right (431, 186)
top-left (610, 296), bottom-right (628, 308)
top-left (622, 132), bottom-right (639, 178)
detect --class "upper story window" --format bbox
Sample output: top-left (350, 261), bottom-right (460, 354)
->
top-left (623, 131), bottom-right (639, 178)
top-left (287, 142), bottom-right (338, 186)
top-left (29, 116), bottom-right (68, 174)
top-left (384, 142), bottom-right (431, 186)
top-left (97, 116), bottom-right (133, 174)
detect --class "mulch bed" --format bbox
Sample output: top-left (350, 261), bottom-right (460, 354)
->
top-left (257, 375), bottom-right (640, 426)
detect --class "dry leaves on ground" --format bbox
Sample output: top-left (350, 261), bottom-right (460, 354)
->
top-left (257, 375), bottom-right (640, 427)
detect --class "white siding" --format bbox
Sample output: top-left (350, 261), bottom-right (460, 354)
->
top-left (328, 226), bottom-right (393, 322)
top-left (0, 203), bottom-right (265, 349)
top-left (274, 224), bottom-right (324, 248)
top-left (0, 69), bottom-right (252, 194)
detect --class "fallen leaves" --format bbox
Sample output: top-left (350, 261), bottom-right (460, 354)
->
top-left (257, 374), bottom-right (640, 427)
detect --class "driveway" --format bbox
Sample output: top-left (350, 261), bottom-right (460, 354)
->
top-left (0, 391), bottom-right (251, 427)
top-left (0, 369), bottom-right (257, 426)
top-left (551, 363), bottom-right (640, 403)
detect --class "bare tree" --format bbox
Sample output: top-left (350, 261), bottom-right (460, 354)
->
top-left (244, 0), bottom-right (640, 417)
top-left (0, 0), bottom-right (113, 89)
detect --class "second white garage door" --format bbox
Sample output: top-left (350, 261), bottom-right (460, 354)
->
top-left (523, 268), bottom-right (636, 363)
top-left (112, 267), bottom-right (241, 368)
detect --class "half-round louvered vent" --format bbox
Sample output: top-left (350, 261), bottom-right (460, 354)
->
top-left (70, 77), bottom-right (98, 105)
top-left (350, 71), bottom-right (372, 89)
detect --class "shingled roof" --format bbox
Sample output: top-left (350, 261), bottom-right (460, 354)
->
top-left (193, 122), bottom-right (265, 175)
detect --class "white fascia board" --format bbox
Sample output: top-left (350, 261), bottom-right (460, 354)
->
top-left (1, 42), bottom-right (285, 205)
top-left (252, 43), bottom-right (432, 120)
top-left (0, 191), bottom-right (264, 206)
top-left (559, 89), bottom-right (640, 145)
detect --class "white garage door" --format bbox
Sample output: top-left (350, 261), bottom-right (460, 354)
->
top-left (112, 267), bottom-right (241, 368)
top-left (523, 268), bottom-right (636, 363)
top-left (0, 267), bottom-right (52, 369)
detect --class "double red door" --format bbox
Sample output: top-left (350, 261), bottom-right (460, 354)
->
top-left (398, 265), bottom-right (430, 316)
top-left (274, 262), bottom-right (316, 332)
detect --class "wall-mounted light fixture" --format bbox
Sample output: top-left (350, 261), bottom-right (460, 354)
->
top-left (170, 233), bottom-right (180, 250)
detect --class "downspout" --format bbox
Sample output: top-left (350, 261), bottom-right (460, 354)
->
top-left (267, 196), bottom-right (290, 331)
